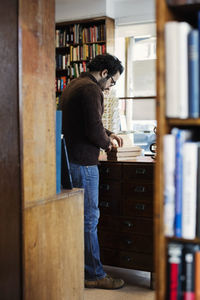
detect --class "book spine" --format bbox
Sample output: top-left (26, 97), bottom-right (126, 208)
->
top-left (167, 243), bottom-right (183, 300)
top-left (182, 244), bottom-right (196, 300)
top-left (178, 22), bottom-right (191, 118)
top-left (195, 250), bottom-right (200, 300)
top-left (163, 134), bottom-right (176, 237)
top-left (182, 142), bottom-right (198, 239)
top-left (196, 145), bottom-right (200, 237)
top-left (165, 22), bottom-right (180, 117)
top-left (188, 29), bottom-right (199, 118)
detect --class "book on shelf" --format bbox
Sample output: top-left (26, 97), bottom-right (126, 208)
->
top-left (188, 29), bottom-right (199, 118)
top-left (167, 243), bottom-right (183, 299)
top-left (163, 134), bottom-right (176, 237)
top-left (195, 250), bottom-right (200, 299)
top-left (196, 145), bottom-right (200, 238)
top-left (182, 142), bottom-right (198, 239)
top-left (181, 244), bottom-right (197, 299)
top-left (172, 128), bottom-right (193, 238)
top-left (165, 21), bottom-right (191, 118)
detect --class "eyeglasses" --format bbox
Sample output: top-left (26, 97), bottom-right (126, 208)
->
top-left (110, 76), bottom-right (116, 86)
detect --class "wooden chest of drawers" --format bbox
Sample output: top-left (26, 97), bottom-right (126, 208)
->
top-left (98, 158), bottom-right (154, 274)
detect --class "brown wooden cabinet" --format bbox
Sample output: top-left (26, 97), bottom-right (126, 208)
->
top-left (98, 158), bottom-right (154, 278)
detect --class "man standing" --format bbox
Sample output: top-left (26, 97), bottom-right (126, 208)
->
top-left (60, 53), bottom-right (124, 289)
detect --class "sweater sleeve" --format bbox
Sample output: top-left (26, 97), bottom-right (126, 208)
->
top-left (81, 84), bottom-right (111, 150)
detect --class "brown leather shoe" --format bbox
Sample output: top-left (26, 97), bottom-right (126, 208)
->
top-left (85, 275), bottom-right (125, 289)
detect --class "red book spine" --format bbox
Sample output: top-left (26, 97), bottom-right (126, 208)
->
top-left (170, 263), bottom-right (179, 300)
top-left (183, 292), bottom-right (195, 300)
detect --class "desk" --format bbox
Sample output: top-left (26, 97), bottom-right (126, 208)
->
top-left (98, 157), bottom-right (154, 287)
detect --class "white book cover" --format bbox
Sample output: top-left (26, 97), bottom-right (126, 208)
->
top-left (165, 21), bottom-right (191, 118)
top-left (165, 22), bottom-right (179, 118)
top-left (178, 22), bottom-right (191, 118)
top-left (182, 142), bottom-right (198, 239)
top-left (164, 134), bottom-right (176, 237)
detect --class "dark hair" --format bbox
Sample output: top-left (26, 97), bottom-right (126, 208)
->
top-left (87, 53), bottom-right (124, 76)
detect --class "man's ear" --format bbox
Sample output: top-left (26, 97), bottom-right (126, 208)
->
top-left (101, 69), bottom-right (108, 78)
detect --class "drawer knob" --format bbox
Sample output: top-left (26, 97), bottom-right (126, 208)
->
top-left (134, 186), bottom-right (145, 193)
top-left (123, 256), bottom-right (132, 262)
top-left (125, 239), bottom-right (133, 245)
top-left (105, 168), bottom-right (110, 174)
top-left (101, 167), bottom-right (110, 175)
top-left (100, 201), bottom-right (110, 208)
top-left (136, 168), bottom-right (146, 175)
top-left (135, 203), bottom-right (145, 210)
top-left (124, 220), bottom-right (133, 228)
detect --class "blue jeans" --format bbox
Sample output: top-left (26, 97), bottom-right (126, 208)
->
top-left (69, 163), bottom-right (106, 281)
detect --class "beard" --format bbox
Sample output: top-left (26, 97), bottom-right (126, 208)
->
top-left (98, 77), bottom-right (108, 91)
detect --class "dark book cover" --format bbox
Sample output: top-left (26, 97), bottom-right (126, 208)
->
top-left (61, 135), bottom-right (73, 189)
top-left (188, 29), bottom-right (199, 118)
top-left (181, 244), bottom-right (197, 300)
top-left (167, 243), bottom-right (183, 300)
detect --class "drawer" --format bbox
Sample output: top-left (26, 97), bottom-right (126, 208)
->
top-left (98, 215), bottom-right (153, 236)
top-left (99, 163), bottom-right (122, 180)
top-left (119, 251), bottom-right (154, 272)
top-left (123, 163), bottom-right (154, 181)
top-left (100, 248), bottom-right (119, 266)
top-left (99, 182), bottom-right (121, 215)
top-left (123, 182), bottom-right (153, 201)
top-left (98, 231), bottom-right (153, 254)
top-left (99, 181), bottom-right (121, 198)
top-left (120, 217), bottom-right (153, 235)
top-left (124, 200), bottom-right (153, 218)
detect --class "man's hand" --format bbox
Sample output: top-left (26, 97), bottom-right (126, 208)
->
top-left (110, 133), bottom-right (123, 148)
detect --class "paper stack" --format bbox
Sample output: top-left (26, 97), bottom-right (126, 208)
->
top-left (107, 146), bottom-right (142, 161)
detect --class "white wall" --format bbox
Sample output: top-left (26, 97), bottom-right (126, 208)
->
top-left (113, 0), bottom-right (155, 25)
top-left (55, 0), bottom-right (155, 24)
top-left (56, 0), bottom-right (106, 22)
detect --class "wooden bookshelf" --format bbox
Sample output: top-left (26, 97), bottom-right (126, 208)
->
top-left (55, 16), bottom-right (114, 104)
top-left (155, 1), bottom-right (200, 299)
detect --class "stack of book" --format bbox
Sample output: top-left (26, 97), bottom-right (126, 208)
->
top-left (107, 146), bottom-right (142, 161)
top-left (167, 242), bottom-right (200, 299)
top-left (164, 14), bottom-right (200, 118)
top-left (164, 128), bottom-right (200, 239)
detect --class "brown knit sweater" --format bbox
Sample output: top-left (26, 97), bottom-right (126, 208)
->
top-left (60, 72), bottom-right (112, 166)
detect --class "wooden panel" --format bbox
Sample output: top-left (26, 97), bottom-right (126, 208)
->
top-left (19, 0), bottom-right (56, 204)
top-left (23, 190), bottom-right (84, 300)
top-left (0, 1), bottom-right (21, 299)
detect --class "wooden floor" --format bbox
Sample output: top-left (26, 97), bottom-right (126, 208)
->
top-left (84, 266), bottom-right (155, 300)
